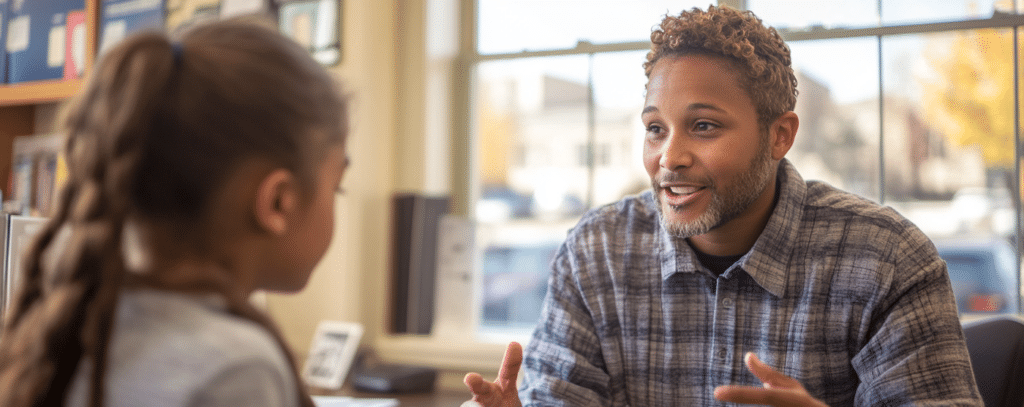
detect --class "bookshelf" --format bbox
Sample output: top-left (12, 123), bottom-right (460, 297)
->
top-left (0, 0), bottom-right (98, 198)
top-left (0, 79), bottom-right (85, 107)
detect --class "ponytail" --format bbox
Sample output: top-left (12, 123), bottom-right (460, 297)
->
top-left (0, 34), bottom-right (175, 407)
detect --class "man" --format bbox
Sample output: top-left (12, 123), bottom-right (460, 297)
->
top-left (464, 5), bottom-right (982, 406)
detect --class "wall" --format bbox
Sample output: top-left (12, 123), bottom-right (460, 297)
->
top-left (264, 0), bottom-right (401, 358)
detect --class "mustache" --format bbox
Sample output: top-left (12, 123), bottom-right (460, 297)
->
top-left (653, 172), bottom-right (712, 186)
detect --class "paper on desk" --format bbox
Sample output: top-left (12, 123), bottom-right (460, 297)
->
top-left (312, 395), bottom-right (399, 407)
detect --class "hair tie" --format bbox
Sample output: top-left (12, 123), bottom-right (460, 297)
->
top-left (171, 42), bottom-right (184, 68)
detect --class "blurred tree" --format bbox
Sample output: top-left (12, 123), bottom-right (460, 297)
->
top-left (919, 27), bottom-right (1021, 172)
top-left (479, 84), bottom-right (518, 186)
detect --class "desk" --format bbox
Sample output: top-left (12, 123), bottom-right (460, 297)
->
top-left (311, 387), bottom-right (469, 407)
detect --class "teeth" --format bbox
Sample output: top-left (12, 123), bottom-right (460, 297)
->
top-left (668, 186), bottom-right (700, 195)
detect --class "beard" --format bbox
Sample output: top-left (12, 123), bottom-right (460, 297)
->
top-left (654, 136), bottom-right (777, 238)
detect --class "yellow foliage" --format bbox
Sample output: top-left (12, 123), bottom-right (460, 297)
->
top-left (477, 95), bottom-right (517, 185)
top-left (920, 28), bottom-right (1022, 169)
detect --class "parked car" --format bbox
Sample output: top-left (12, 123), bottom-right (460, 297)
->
top-left (477, 185), bottom-right (534, 222)
top-left (480, 243), bottom-right (557, 328)
top-left (934, 237), bottom-right (1019, 314)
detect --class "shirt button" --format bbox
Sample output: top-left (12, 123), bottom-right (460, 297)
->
top-left (722, 298), bottom-right (734, 307)
top-left (716, 349), bottom-right (727, 359)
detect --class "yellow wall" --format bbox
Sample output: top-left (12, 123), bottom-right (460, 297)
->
top-left (264, 0), bottom-right (408, 358)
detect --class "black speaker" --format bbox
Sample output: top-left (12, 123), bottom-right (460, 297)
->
top-left (389, 194), bottom-right (449, 334)
top-left (352, 364), bottom-right (437, 393)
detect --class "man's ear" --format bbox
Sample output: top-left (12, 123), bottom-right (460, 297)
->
top-left (253, 169), bottom-right (298, 235)
top-left (769, 111), bottom-right (799, 160)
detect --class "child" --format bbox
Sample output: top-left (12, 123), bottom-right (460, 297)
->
top-left (0, 19), bottom-right (349, 407)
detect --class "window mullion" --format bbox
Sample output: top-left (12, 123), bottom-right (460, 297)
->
top-left (1015, 25), bottom-right (1022, 313)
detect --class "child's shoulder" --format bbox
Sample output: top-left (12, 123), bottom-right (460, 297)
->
top-left (100, 290), bottom-right (295, 403)
top-left (117, 289), bottom-right (285, 364)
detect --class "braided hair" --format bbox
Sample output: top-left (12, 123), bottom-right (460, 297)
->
top-left (0, 19), bottom-right (347, 407)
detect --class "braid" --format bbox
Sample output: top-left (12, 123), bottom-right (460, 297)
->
top-left (0, 148), bottom-right (140, 407)
top-left (0, 159), bottom-right (83, 406)
top-left (0, 34), bottom-right (171, 406)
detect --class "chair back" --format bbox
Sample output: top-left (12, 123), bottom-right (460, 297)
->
top-left (962, 315), bottom-right (1024, 407)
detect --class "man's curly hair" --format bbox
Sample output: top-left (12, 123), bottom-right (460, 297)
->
top-left (644, 5), bottom-right (798, 128)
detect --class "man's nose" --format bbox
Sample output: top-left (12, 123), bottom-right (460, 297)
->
top-left (659, 132), bottom-right (693, 170)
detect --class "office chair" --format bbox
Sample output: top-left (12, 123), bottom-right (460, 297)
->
top-left (962, 315), bottom-right (1024, 407)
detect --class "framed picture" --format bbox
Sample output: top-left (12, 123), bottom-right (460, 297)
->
top-left (302, 321), bottom-right (364, 389)
top-left (277, 0), bottom-right (341, 66)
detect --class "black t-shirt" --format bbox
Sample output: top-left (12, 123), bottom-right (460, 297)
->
top-left (688, 240), bottom-right (744, 277)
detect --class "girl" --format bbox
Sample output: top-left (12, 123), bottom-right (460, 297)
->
top-left (0, 19), bottom-right (349, 407)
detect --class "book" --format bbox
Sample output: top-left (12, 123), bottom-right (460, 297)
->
top-left (0, 0), bottom-right (9, 84)
top-left (9, 133), bottom-right (66, 217)
top-left (99, 0), bottom-right (165, 55)
top-left (63, 9), bottom-right (85, 79)
top-left (6, 0), bottom-right (86, 83)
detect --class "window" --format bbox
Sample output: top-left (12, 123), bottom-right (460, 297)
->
top-left (786, 38), bottom-right (881, 200)
top-left (469, 2), bottom-right (700, 341)
top-left (476, 0), bottom-right (696, 54)
top-left (751, 0), bottom-right (1020, 28)
top-left (747, 0), bottom-right (1024, 318)
top-left (448, 0), bottom-right (1024, 353)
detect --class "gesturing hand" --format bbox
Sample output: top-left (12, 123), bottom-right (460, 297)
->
top-left (462, 342), bottom-right (524, 407)
top-left (714, 352), bottom-right (829, 407)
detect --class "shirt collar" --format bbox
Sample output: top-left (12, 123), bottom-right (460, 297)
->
top-left (741, 159), bottom-right (805, 298)
top-left (649, 191), bottom-right (681, 280)
top-left (655, 159), bottom-right (805, 297)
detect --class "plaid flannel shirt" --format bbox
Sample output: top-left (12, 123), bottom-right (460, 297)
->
top-left (520, 159), bottom-right (982, 406)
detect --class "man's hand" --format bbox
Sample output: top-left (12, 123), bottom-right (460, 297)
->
top-left (714, 352), bottom-right (829, 407)
top-left (462, 342), bottom-right (524, 407)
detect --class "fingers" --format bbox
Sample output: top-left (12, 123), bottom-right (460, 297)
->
top-left (715, 385), bottom-right (829, 407)
top-left (714, 385), bottom-right (813, 406)
top-left (717, 354), bottom-right (827, 407)
top-left (464, 342), bottom-right (523, 406)
top-left (497, 342), bottom-right (523, 388)
top-left (744, 353), bottom-right (800, 389)
top-left (464, 372), bottom-right (494, 396)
